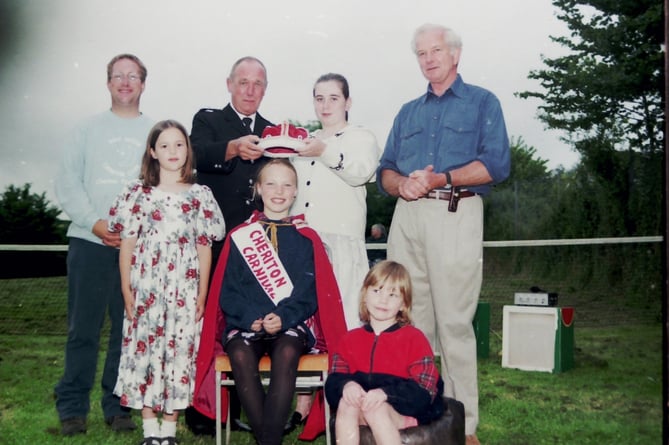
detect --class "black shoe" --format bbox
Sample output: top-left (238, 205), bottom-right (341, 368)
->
top-left (284, 411), bottom-right (307, 435)
top-left (232, 418), bottom-right (253, 432)
top-left (106, 414), bottom-right (137, 432)
top-left (61, 416), bottom-right (86, 436)
top-left (138, 438), bottom-right (161, 445)
top-left (184, 406), bottom-right (250, 434)
top-left (184, 406), bottom-right (216, 436)
top-left (159, 437), bottom-right (179, 445)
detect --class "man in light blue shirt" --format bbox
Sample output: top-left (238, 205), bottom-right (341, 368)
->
top-left (54, 54), bottom-right (153, 437)
top-left (378, 24), bottom-right (510, 445)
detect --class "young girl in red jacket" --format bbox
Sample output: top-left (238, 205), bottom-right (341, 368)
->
top-left (325, 260), bottom-right (445, 445)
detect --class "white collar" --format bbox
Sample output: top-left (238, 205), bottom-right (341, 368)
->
top-left (230, 104), bottom-right (257, 125)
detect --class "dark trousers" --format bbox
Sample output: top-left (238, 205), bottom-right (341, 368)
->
top-left (54, 238), bottom-right (129, 420)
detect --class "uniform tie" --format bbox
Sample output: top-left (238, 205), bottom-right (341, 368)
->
top-left (242, 117), bottom-right (253, 134)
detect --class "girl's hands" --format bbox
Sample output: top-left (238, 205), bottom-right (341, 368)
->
top-left (297, 137), bottom-right (326, 158)
top-left (262, 312), bottom-right (282, 334)
top-left (195, 292), bottom-right (207, 322)
top-left (122, 291), bottom-right (135, 321)
top-left (342, 381), bottom-right (366, 407)
top-left (251, 318), bottom-right (264, 332)
top-left (341, 383), bottom-right (388, 411)
top-left (360, 388), bottom-right (388, 412)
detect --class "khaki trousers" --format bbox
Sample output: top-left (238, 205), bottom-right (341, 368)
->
top-left (387, 196), bottom-right (482, 435)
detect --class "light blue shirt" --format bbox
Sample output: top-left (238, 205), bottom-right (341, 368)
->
top-left (55, 110), bottom-right (154, 244)
top-left (378, 74), bottom-right (510, 195)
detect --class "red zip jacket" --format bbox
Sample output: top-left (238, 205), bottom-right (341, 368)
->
top-left (325, 323), bottom-right (444, 424)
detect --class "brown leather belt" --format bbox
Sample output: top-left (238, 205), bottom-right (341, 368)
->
top-left (426, 188), bottom-right (476, 201)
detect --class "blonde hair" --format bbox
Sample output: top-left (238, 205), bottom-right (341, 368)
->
top-left (252, 158), bottom-right (298, 206)
top-left (359, 260), bottom-right (413, 326)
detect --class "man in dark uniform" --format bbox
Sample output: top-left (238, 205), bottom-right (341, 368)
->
top-left (191, 55), bottom-right (273, 259)
top-left (187, 56), bottom-right (272, 435)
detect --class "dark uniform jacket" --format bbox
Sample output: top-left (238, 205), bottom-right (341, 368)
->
top-left (190, 104), bottom-right (272, 258)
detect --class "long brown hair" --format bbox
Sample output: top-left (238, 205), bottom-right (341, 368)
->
top-left (140, 120), bottom-right (196, 187)
top-left (313, 72), bottom-right (350, 121)
top-left (359, 260), bottom-right (413, 326)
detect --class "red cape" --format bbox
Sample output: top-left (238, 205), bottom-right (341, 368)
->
top-left (193, 211), bottom-right (348, 440)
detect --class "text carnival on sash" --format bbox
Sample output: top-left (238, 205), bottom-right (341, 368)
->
top-left (230, 222), bottom-right (294, 304)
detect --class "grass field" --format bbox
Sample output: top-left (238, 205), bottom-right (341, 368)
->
top-left (0, 323), bottom-right (662, 444)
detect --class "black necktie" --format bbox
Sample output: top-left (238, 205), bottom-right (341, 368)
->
top-left (242, 117), bottom-right (252, 134)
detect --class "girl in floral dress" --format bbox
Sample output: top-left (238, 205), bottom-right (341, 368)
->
top-left (108, 120), bottom-right (225, 445)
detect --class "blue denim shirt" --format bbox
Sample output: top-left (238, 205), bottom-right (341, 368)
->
top-left (377, 75), bottom-right (510, 196)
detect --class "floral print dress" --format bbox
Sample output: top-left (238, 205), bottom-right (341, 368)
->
top-left (108, 180), bottom-right (225, 413)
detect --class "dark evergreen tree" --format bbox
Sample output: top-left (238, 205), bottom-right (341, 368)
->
top-left (0, 183), bottom-right (65, 243)
top-left (516, 0), bottom-right (664, 236)
top-left (484, 137), bottom-right (553, 240)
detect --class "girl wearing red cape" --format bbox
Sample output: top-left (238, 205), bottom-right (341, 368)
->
top-left (193, 159), bottom-right (347, 443)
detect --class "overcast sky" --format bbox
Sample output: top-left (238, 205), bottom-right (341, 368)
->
top-left (0, 0), bottom-right (579, 207)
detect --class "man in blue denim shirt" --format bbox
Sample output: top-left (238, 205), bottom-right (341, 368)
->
top-left (378, 24), bottom-right (510, 445)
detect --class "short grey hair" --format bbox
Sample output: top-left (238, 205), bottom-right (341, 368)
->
top-left (228, 56), bottom-right (267, 84)
top-left (411, 24), bottom-right (462, 56)
top-left (371, 223), bottom-right (387, 237)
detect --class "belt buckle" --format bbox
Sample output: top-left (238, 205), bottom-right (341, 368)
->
top-left (431, 187), bottom-right (451, 201)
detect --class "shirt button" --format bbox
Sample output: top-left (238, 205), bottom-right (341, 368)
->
top-left (306, 181), bottom-right (311, 186)
top-left (310, 161), bottom-right (315, 166)
top-left (305, 202), bottom-right (310, 207)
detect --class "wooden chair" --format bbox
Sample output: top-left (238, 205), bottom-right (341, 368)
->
top-left (215, 353), bottom-right (331, 445)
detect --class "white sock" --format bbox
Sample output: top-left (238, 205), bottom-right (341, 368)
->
top-left (143, 417), bottom-right (160, 438)
top-left (161, 420), bottom-right (177, 438)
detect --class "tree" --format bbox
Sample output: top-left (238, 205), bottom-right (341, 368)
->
top-left (365, 182), bottom-right (396, 236)
top-left (290, 119), bottom-right (321, 133)
top-left (484, 137), bottom-right (553, 240)
top-left (518, 0), bottom-right (664, 152)
top-left (516, 0), bottom-right (664, 236)
top-left (0, 183), bottom-right (65, 243)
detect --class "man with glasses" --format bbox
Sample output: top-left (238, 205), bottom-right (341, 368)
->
top-left (54, 53), bottom-right (153, 436)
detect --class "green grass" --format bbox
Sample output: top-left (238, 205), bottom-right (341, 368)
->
top-left (0, 324), bottom-right (661, 444)
top-left (477, 325), bottom-right (662, 444)
top-left (0, 335), bottom-right (302, 445)
top-left (0, 277), bottom-right (69, 335)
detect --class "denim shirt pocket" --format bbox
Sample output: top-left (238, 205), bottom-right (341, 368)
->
top-left (440, 118), bottom-right (478, 165)
top-left (397, 126), bottom-right (425, 169)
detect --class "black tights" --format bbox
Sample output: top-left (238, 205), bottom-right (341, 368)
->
top-left (225, 333), bottom-right (305, 445)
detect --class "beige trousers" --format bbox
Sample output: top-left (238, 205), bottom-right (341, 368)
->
top-left (387, 196), bottom-right (482, 435)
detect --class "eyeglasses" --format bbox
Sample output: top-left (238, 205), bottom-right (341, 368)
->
top-left (110, 73), bottom-right (142, 84)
